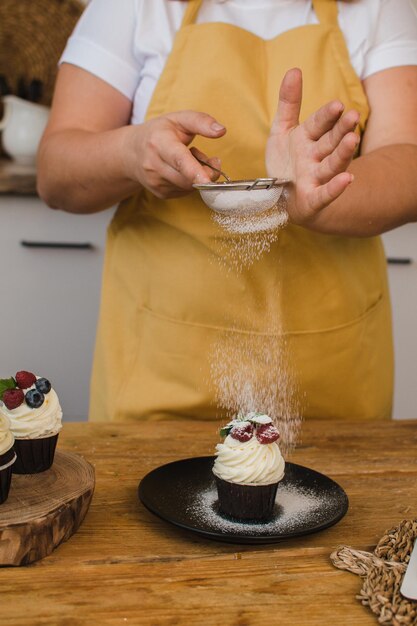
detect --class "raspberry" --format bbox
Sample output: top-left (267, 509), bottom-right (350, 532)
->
top-left (3, 388), bottom-right (24, 410)
top-left (15, 371), bottom-right (37, 389)
top-left (230, 422), bottom-right (254, 442)
top-left (256, 423), bottom-right (280, 444)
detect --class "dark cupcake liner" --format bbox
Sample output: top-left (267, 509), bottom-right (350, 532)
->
top-left (12, 434), bottom-right (59, 474)
top-left (215, 475), bottom-right (280, 522)
top-left (0, 447), bottom-right (16, 504)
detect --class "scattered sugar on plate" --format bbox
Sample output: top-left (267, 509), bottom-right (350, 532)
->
top-left (186, 483), bottom-right (335, 536)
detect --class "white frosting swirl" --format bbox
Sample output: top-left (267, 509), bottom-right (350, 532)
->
top-left (213, 434), bottom-right (285, 486)
top-left (0, 414), bottom-right (14, 455)
top-left (0, 379), bottom-right (62, 439)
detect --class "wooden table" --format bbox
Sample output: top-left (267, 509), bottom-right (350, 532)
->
top-left (1, 419), bottom-right (416, 625)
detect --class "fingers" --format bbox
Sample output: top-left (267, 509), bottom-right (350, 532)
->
top-left (157, 161), bottom-right (199, 193)
top-left (271, 68), bottom-right (302, 134)
top-left (190, 146), bottom-right (223, 181)
top-left (310, 171), bottom-right (354, 211)
top-left (136, 110), bottom-right (226, 198)
top-left (303, 100), bottom-right (345, 141)
top-left (149, 158), bottom-right (214, 198)
top-left (315, 132), bottom-right (359, 184)
top-left (314, 109), bottom-right (360, 160)
top-left (160, 112), bottom-right (226, 185)
top-left (167, 110), bottom-right (226, 142)
top-left (159, 141), bottom-right (213, 184)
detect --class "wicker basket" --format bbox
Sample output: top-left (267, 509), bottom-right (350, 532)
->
top-left (331, 519), bottom-right (417, 625)
top-left (0, 0), bottom-right (84, 107)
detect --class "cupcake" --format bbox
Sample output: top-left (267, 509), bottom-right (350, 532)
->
top-left (0, 371), bottom-right (62, 474)
top-left (0, 414), bottom-right (16, 503)
top-left (212, 412), bottom-right (285, 522)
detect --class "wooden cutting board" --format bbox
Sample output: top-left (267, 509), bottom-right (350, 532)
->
top-left (0, 450), bottom-right (95, 566)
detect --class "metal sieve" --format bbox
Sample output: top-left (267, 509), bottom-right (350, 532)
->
top-left (192, 157), bottom-right (290, 217)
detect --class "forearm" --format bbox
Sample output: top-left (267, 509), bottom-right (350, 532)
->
top-left (37, 126), bottom-right (141, 214)
top-left (306, 144), bottom-right (417, 237)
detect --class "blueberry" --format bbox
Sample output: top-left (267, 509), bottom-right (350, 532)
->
top-left (25, 389), bottom-right (44, 409)
top-left (35, 378), bottom-right (51, 394)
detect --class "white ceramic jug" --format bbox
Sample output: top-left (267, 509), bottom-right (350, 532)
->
top-left (0, 95), bottom-right (49, 165)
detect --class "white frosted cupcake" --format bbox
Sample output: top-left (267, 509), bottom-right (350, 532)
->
top-left (0, 414), bottom-right (16, 503)
top-left (0, 371), bottom-right (62, 474)
top-left (213, 413), bottom-right (285, 521)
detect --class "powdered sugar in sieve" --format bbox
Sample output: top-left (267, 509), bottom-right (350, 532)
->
top-left (193, 179), bottom-right (289, 233)
top-left (192, 155), bottom-right (290, 234)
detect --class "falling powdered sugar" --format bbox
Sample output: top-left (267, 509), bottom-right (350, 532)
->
top-left (210, 329), bottom-right (302, 456)
top-left (212, 204), bottom-right (288, 235)
top-left (211, 192), bottom-right (289, 270)
top-left (208, 187), bottom-right (303, 454)
top-left (215, 229), bottom-right (280, 272)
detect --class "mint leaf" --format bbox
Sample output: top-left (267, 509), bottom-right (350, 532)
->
top-left (0, 377), bottom-right (16, 400)
top-left (219, 426), bottom-right (232, 438)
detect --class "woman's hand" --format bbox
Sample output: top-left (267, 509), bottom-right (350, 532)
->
top-left (266, 68), bottom-right (360, 227)
top-left (38, 65), bottom-right (227, 213)
top-left (124, 111), bottom-right (227, 199)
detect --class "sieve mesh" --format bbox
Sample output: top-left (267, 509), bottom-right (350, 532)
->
top-left (199, 185), bottom-right (284, 216)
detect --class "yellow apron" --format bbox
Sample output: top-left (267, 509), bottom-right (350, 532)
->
top-left (90, 0), bottom-right (393, 422)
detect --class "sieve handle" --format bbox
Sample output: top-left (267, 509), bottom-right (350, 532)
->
top-left (194, 156), bottom-right (231, 182)
top-left (248, 178), bottom-right (277, 190)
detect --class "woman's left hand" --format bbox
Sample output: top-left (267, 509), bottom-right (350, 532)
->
top-left (266, 68), bottom-right (360, 227)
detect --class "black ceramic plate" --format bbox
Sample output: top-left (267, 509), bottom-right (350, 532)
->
top-left (138, 456), bottom-right (349, 544)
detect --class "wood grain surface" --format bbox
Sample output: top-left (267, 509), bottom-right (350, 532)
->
top-left (0, 450), bottom-right (95, 566)
top-left (1, 419), bottom-right (416, 625)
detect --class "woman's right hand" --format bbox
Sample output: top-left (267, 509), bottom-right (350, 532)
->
top-left (124, 110), bottom-right (227, 199)
top-left (38, 65), bottom-right (227, 214)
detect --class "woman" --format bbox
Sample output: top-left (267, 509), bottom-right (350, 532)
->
top-left (38, 0), bottom-right (417, 423)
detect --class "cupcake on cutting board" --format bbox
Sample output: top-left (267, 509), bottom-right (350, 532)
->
top-left (213, 412), bottom-right (285, 522)
top-left (0, 414), bottom-right (16, 503)
top-left (0, 370), bottom-right (62, 474)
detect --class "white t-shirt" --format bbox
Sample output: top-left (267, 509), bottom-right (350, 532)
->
top-left (61, 0), bottom-right (417, 125)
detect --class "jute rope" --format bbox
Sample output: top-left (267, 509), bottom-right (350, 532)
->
top-left (0, 0), bottom-right (84, 106)
top-left (330, 520), bottom-right (417, 625)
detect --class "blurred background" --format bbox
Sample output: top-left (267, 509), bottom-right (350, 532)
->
top-left (0, 0), bottom-right (416, 421)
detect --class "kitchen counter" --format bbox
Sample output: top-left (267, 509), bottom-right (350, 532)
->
top-left (1, 418), bottom-right (416, 625)
top-left (0, 158), bottom-right (37, 194)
